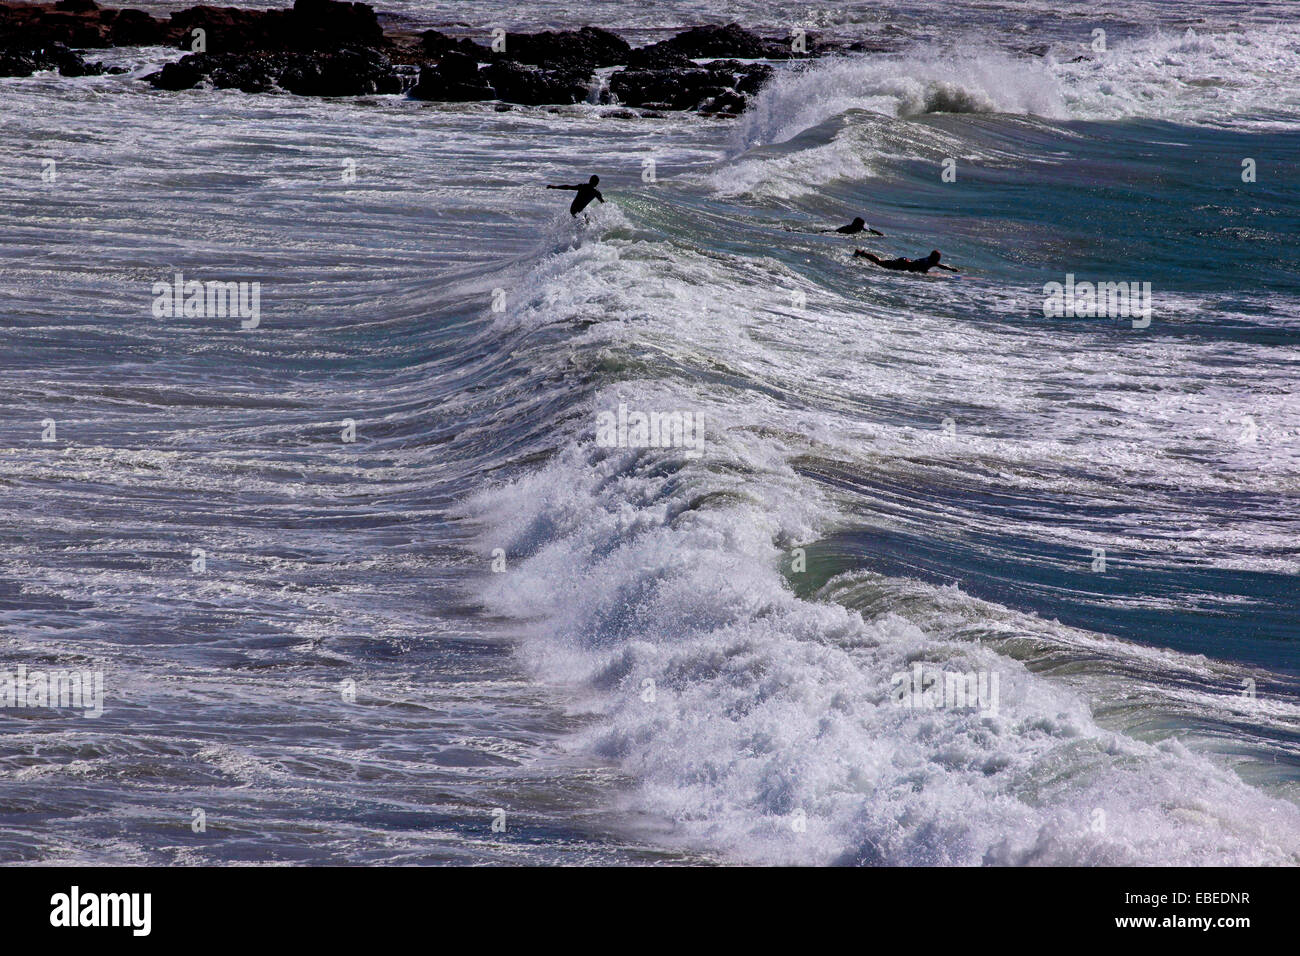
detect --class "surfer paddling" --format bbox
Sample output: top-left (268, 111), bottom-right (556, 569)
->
top-left (854, 249), bottom-right (958, 274)
top-left (546, 174), bottom-right (605, 217)
top-left (824, 216), bottom-right (884, 236)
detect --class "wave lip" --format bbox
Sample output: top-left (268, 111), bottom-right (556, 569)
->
top-left (735, 48), bottom-right (1069, 151)
top-left (735, 24), bottom-right (1300, 156)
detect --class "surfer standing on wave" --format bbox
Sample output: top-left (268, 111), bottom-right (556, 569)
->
top-left (546, 175), bottom-right (605, 217)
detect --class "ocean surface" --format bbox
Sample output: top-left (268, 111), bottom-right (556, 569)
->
top-left (2, 0), bottom-right (1299, 865)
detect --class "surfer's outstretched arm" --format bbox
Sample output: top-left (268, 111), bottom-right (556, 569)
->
top-left (547, 184), bottom-right (581, 190)
top-left (853, 249), bottom-right (882, 263)
top-left (869, 227), bottom-right (885, 236)
top-left (595, 190), bottom-right (604, 203)
top-left (935, 263), bottom-right (960, 272)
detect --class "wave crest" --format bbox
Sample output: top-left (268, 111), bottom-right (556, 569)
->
top-left (735, 49), bottom-right (1068, 150)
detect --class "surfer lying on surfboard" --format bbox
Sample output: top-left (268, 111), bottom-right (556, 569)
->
top-left (854, 249), bottom-right (958, 274)
top-left (546, 175), bottom-right (605, 217)
top-left (786, 216), bottom-right (886, 236)
top-left (825, 217), bottom-right (884, 236)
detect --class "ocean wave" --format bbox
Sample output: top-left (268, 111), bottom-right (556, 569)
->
top-left (469, 387), bottom-right (1300, 865)
top-left (739, 25), bottom-right (1300, 153)
top-left (734, 48), bottom-right (1068, 152)
top-left (712, 24), bottom-right (1300, 199)
top-left (465, 226), bottom-right (1300, 864)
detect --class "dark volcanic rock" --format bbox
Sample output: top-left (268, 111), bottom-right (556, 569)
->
top-left (625, 44), bottom-right (693, 70)
top-left (609, 67), bottom-right (723, 111)
top-left (410, 50), bottom-right (491, 101)
top-left (609, 59), bottom-right (771, 112)
top-left (0, 0), bottom-right (172, 47)
top-left (430, 49), bottom-right (479, 82)
top-left (0, 4), bottom-right (796, 113)
top-left (481, 59), bottom-right (591, 105)
top-left (496, 26), bottom-right (630, 71)
top-left (168, 0), bottom-right (385, 53)
top-left (167, 5), bottom-right (283, 52)
top-left (148, 55), bottom-right (203, 90)
top-left (645, 22), bottom-right (797, 60)
top-left (290, 0), bottom-right (382, 45)
top-left (148, 46), bottom-right (402, 95)
top-left (280, 46), bottom-right (401, 95)
top-left (149, 51), bottom-right (274, 91)
top-left (0, 0), bottom-right (386, 52)
top-left (418, 29), bottom-right (484, 58)
top-left (107, 8), bottom-right (167, 44)
top-left (0, 47), bottom-right (47, 77)
top-left (0, 40), bottom-right (101, 76)
top-left (707, 58), bottom-right (771, 93)
top-left (698, 87), bottom-right (746, 114)
top-left (0, 9), bottom-right (106, 46)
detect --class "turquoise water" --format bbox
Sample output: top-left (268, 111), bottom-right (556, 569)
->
top-left (749, 114), bottom-right (1300, 670)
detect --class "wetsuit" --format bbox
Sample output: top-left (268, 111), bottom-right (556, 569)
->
top-left (548, 180), bottom-right (604, 216)
top-left (854, 250), bottom-right (940, 273)
top-left (828, 218), bottom-right (883, 236)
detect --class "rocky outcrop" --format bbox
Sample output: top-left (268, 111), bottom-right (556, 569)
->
top-left (481, 59), bottom-right (591, 105)
top-left (625, 44), bottom-right (693, 70)
top-left (0, 0), bottom-right (387, 52)
top-left (638, 22), bottom-right (808, 60)
top-left (417, 29), bottom-right (484, 59)
top-left (413, 56), bottom-right (590, 106)
top-left (150, 46), bottom-right (405, 95)
top-left (409, 49), bottom-right (491, 101)
top-left (168, 0), bottom-right (386, 54)
top-left (0, 3), bottom-right (821, 113)
top-left (492, 26), bottom-right (629, 71)
top-left (609, 60), bottom-right (771, 114)
top-left (140, 0), bottom-right (407, 94)
top-left (0, 39), bottom-right (108, 76)
top-left (410, 27), bottom-right (780, 112)
top-left (0, 0), bottom-right (172, 46)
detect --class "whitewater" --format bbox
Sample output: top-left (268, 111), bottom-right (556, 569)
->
top-left (2, 1), bottom-right (1298, 865)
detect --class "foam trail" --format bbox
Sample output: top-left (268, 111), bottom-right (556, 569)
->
top-left (473, 395), bottom-right (1300, 865)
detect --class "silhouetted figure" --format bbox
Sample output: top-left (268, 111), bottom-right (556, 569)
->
top-left (547, 175), bottom-right (605, 216)
top-left (854, 248), bottom-right (957, 274)
top-left (826, 216), bottom-right (884, 236)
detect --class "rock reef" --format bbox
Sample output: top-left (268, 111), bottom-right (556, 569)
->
top-left (0, 0), bottom-right (847, 113)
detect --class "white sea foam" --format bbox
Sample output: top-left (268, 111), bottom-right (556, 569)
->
top-left (709, 24), bottom-right (1300, 198)
top-left (735, 49), bottom-right (1068, 152)
top-left (1055, 25), bottom-right (1300, 126)
top-left (473, 393), bottom-right (1300, 864)
top-left (468, 230), bottom-right (1300, 864)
